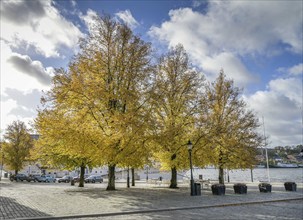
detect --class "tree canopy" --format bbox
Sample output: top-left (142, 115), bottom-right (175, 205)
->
top-left (197, 71), bottom-right (263, 184)
top-left (32, 14), bottom-right (264, 189)
top-left (35, 14), bottom-right (153, 190)
top-left (2, 120), bottom-right (33, 174)
top-left (150, 44), bottom-right (205, 188)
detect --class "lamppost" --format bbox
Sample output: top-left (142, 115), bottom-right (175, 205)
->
top-left (0, 144), bottom-right (3, 181)
top-left (145, 165), bottom-right (149, 182)
top-left (187, 140), bottom-right (194, 196)
top-left (0, 154), bottom-right (3, 181)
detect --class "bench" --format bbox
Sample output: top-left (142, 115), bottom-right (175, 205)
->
top-left (196, 179), bottom-right (211, 189)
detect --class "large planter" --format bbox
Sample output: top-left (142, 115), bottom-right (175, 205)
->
top-left (284, 182), bottom-right (296, 191)
top-left (233, 183), bottom-right (247, 194)
top-left (258, 183), bottom-right (272, 193)
top-left (211, 184), bottom-right (225, 195)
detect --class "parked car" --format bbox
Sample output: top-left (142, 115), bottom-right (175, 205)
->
top-left (58, 175), bottom-right (71, 183)
top-left (10, 173), bottom-right (28, 182)
top-left (73, 174), bottom-right (90, 183)
top-left (27, 174), bottom-right (38, 182)
top-left (32, 174), bottom-right (43, 182)
top-left (36, 175), bottom-right (56, 183)
top-left (84, 175), bottom-right (103, 183)
top-left (36, 175), bottom-right (46, 182)
top-left (45, 175), bottom-right (56, 183)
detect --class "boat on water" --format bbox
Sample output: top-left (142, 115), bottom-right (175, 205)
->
top-left (269, 162), bottom-right (299, 168)
top-left (254, 164), bottom-right (266, 168)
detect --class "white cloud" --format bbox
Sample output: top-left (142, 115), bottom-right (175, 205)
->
top-left (0, 0), bottom-right (83, 58)
top-left (0, 1), bottom-right (83, 132)
top-left (268, 78), bottom-right (301, 104)
top-left (7, 54), bottom-right (52, 85)
top-left (288, 63), bottom-right (303, 76)
top-left (1, 40), bottom-right (52, 93)
top-left (0, 40), bottom-right (51, 132)
top-left (149, 2), bottom-right (302, 84)
top-left (244, 77), bottom-right (302, 146)
top-left (192, 0), bottom-right (204, 8)
top-left (71, 0), bottom-right (77, 8)
top-left (202, 52), bottom-right (257, 85)
top-left (79, 9), bottom-right (98, 33)
top-left (115, 10), bottom-right (139, 29)
top-left (277, 63), bottom-right (303, 76)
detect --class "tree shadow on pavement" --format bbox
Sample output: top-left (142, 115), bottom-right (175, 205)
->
top-left (64, 187), bottom-right (205, 212)
top-left (0, 196), bottom-right (51, 220)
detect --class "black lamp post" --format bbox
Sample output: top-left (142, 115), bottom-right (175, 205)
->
top-left (145, 165), bottom-right (149, 182)
top-left (187, 140), bottom-right (194, 196)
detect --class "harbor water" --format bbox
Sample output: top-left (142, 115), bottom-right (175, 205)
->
top-left (193, 168), bottom-right (303, 183)
top-left (140, 168), bottom-right (303, 183)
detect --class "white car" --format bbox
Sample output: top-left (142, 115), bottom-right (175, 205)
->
top-left (45, 175), bottom-right (56, 182)
top-left (38, 175), bottom-right (56, 183)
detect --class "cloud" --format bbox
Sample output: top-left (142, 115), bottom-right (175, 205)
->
top-left (80, 9), bottom-right (98, 33)
top-left (0, 0), bottom-right (46, 25)
top-left (70, 0), bottom-right (77, 8)
top-left (1, 88), bottom-right (42, 111)
top-left (1, 89), bottom-right (43, 131)
top-left (7, 54), bottom-right (52, 85)
top-left (0, 0), bottom-right (83, 57)
top-left (244, 77), bottom-right (302, 146)
top-left (1, 40), bottom-right (52, 93)
top-left (277, 63), bottom-right (303, 76)
top-left (268, 77), bottom-right (301, 104)
top-left (202, 52), bottom-right (257, 85)
top-left (149, 2), bottom-right (302, 84)
top-left (288, 63), bottom-right (303, 76)
top-left (115, 10), bottom-right (139, 29)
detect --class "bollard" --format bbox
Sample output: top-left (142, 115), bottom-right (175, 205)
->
top-left (259, 183), bottom-right (272, 193)
top-left (211, 184), bottom-right (225, 195)
top-left (233, 183), bottom-right (247, 194)
top-left (71, 179), bottom-right (75, 186)
top-left (284, 182), bottom-right (296, 191)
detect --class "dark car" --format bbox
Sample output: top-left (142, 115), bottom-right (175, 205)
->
top-left (73, 174), bottom-right (90, 183)
top-left (26, 174), bottom-right (38, 182)
top-left (58, 175), bottom-right (71, 183)
top-left (10, 173), bottom-right (28, 182)
top-left (84, 175), bottom-right (103, 183)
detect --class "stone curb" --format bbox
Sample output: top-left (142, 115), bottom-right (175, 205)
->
top-left (16, 197), bottom-right (303, 220)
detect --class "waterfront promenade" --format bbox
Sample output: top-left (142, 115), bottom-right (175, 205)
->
top-left (0, 178), bottom-right (302, 220)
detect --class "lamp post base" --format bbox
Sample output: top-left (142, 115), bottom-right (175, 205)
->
top-left (190, 179), bottom-right (195, 196)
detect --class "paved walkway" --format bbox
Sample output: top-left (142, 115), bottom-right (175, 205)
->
top-left (0, 178), bottom-right (302, 219)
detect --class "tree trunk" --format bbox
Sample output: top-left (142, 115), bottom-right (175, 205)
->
top-left (127, 167), bottom-right (130, 188)
top-left (169, 167), bottom-right (178, 188)
top-left (15, 170), bottom-right (18, 175)
top-left (218, 150), bottom-right (224, 184)
top-left (78, 164), bottom-right (85, 187)
top-left (131, 167), bottom-right (135, 186)
top-left (107, 164), bottom-right (116, 190)
top-left (219, 166), bottom-right (224, 184)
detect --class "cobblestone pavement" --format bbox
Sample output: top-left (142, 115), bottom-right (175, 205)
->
top-left (0, 178), bottom-right (302, 220)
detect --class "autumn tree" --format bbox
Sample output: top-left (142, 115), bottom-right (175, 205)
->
top-left (199, 71), bottom-right (263, 184)
top-left (36, 14), bottom-right (152, 190)
top-left (150, 45), bottom-right (204, 188)
top-left (2, 121), bottom-right (33, 174)
top-left (34, 108), bottom-right (100, 187)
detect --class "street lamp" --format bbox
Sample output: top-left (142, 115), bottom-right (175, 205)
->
top-left (145, 165), bottom-right (149, 182)
top-left (0, 145), bottom-right (3, 181)
top-left (187, 140), bottom-right (194, 196)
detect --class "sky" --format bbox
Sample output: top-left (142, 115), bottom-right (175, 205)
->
top-left (0, 0), bottom-right (302, 147)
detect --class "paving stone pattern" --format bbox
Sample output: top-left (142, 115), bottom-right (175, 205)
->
top-left (0, 179), bottom-right (302, 220)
